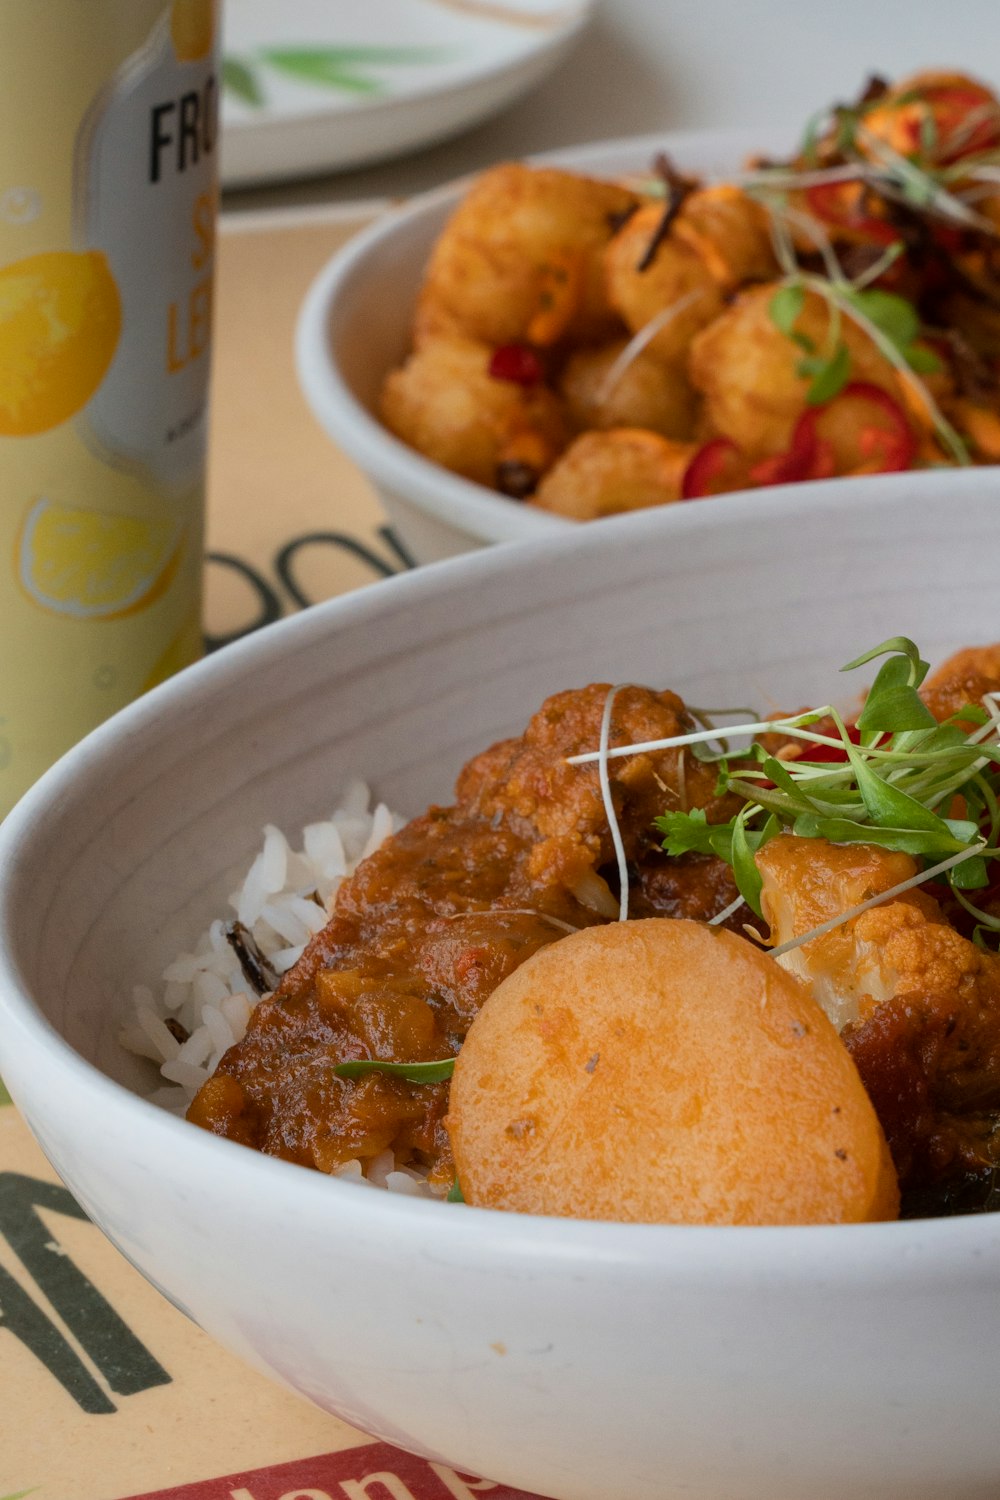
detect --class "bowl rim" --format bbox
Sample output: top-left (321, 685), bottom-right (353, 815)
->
top-left (3, 475), bottom-right (1000, 1270)
top-left (295, 125), bottom-right (797, 544)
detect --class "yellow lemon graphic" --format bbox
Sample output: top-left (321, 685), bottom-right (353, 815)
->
top-left (171, 0), bottom-right (216, 61)
top-left (0, 250), bottom-right (121, 436)
top-left (17, 498), bottom-right (184, 621)
top-left (142, 608), bottom-right (203, 692)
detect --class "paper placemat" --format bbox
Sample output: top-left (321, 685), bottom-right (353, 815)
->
top-left (1, 207), bottom-right (541, 1500)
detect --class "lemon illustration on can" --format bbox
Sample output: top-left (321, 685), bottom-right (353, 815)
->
top-left (170, 0), bottom-right (216, 62)
top-left (0, 250), bottom-right (121, 436)
top-left (17, 497), bottom-right (184, 620)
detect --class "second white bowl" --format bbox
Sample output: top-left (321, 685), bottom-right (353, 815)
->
top-left (296, 129), bottom-right (787, 563)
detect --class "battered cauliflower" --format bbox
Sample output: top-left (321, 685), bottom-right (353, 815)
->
top-left (921, 643), bottom-right (1000, 725)
top-left (532, 428), bottom-right (695, 520)
top-left (558, 340), bottom-right (697, 440)
top-left (689, 283), bottom-right (907, 458)
top-left (419, 163), bottom-right (638, 349)
top-left (379, 337), bottom-right (569, 494)
top-left (758, 834), bottom-right (1000, 1182)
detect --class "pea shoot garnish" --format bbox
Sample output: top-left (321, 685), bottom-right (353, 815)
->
top-left (569, 638), bottom-right (1000, 950)
top-left (334, 1057), bottom-right (456, 1083)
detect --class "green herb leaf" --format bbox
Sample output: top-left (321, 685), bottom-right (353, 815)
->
top-left (798, 108), bottom-right (830, 165)
top-left (904, 344), bottom-right (943, 374)
top-left (447, 1177), bottom-right (465, 1203)
top-left (769, 283), bottom-right (805, 336)
top-left (855, 656), bottom-right (937, 732)
top-left (834, 107), bottom-right (860, 153)
top-left (918, 109), bottom-right (939, 158)
top-left (792, 813), bottom-right (970, 857)
top-left (656, 807), bottom-right (733, 860)
top-left (844, 736), bottom-right (956, 838)
top-left (845, 288), bottom-right (920, 352)
top-left (842, 636), bottom-right (930, 689)
top-left (222, 56), bottom-right (265, 107)
top-left (334, 1058), bottom-right (455, 1083)
top-left (950, 854), bottom-right (989, 890)
top-left (803, 341), bottom-right (852, 405)
top-left (260, 45), bottom-right (449, 95)
top-left (731, 805), bottom-right (766, 917)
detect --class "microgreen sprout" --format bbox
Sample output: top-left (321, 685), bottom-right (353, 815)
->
top-left (569, 639), bottom-right (1000, 952)
top-left (334, 1058), bottom-right (455, 1083)
top-left (594, 293), bottom-right (702, 405)
top-left (771, 271), bottom-right (970, 463)
top-left (598, 684), bottom-right (632, 922)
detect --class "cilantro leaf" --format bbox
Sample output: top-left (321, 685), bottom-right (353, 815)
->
top-left (802, 341), bottom-right (852, 405)
top-left (334, 1058), bottom-right (455, 1083)
top-left (845, 288), bottom-right (920, 351)
top-left (656, 807), bottom-right (733, 860)
top-left (769, 283), bottom-right (806, 336)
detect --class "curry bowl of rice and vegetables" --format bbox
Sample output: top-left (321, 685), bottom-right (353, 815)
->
top-left (2, 472), bottom-right (1000, 1500)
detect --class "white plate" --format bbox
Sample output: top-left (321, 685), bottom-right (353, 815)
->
top-left (220, 0), bottom-right (593, 187)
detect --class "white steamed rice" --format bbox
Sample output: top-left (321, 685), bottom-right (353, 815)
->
top-left (121, 781), bottom-right (442, 1196)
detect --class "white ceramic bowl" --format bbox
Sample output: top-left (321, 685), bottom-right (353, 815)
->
top-left (296, 128), bottom-right (788, 565)
top-left (3, 472), bottom-right (1000, 1500)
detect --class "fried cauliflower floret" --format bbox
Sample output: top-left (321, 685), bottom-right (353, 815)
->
top-left (921, 642), bottom-right (1000, 725)
top-left (532, 428), bottom-right (695, 520)
top-left (379, 337), bottom-right (568, 494)
top-left (604, 203), bottom-right (724, 363)
top-left (689, 284), bottom-right (906, 458)
top-left (457, 681), bottom-right (734, 904)
top-left (757, 836), bottom-right (935, 1031)
top-left (418, 163), bottom-right (638, 349)
top-left (670, 184), bottom-right (777, 291)
top-left (844, 903), bottom-right (1000, 1181)
top-left (757, 833), bottom-right (1000, 1183)
top-left (558, 340), bottom-right (697, 439)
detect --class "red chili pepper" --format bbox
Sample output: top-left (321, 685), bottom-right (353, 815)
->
top-left (796, 381), bottom-right (916, 475)
top-left (908, 84), bottom-right (1000, 163)
top-left (488, 344), bottom-right (544, 386)
top-left (681, 437), bottom-right (749, 499)
top-left (793, 723), bottom-right (865, 766)
top-left (805, 181), bottom-right (899, 248)
top-left (748, 418), bottom-right (835, 487)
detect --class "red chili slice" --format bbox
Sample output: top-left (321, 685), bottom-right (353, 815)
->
top-left (797, 384), bottom-right (917, 477)
top-left (748, 418), bottom-right (835, 487)
top-left (805, 181), bottom-right (899, 248)
top-left (794, 382), bottom-right (917, 475)
top-left (681, 437), bottom-right (750, 498)
top-left (488, 344), bottom-right (544, 386)
top-left (682, 382), bottom-right (914, 500)
top-left (793, 723), bottom-right (865, 766)
top-left (911, 84), bottom-right (1000, 163)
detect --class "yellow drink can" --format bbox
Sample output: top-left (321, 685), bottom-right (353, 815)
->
top-left (0, 0), bottom-right (219, 817)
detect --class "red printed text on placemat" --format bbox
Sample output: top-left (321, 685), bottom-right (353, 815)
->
top-left (123, 1443), bottom-right (546, 1500)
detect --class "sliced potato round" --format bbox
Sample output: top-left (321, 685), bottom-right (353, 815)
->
top-left (448, 919), bottom-right (898, 1225)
